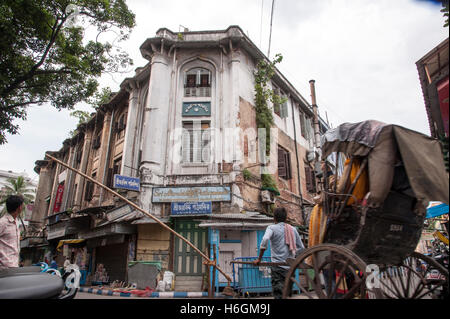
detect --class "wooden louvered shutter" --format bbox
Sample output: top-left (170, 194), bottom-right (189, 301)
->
top-left (201, 124), bottom-right (211, 163)
top-left (285, 151), bottom-right (292, 180)
top-left (305, 166), bottom-right (316, 193)
top-left (278, 147), bottom-right (287, 179)
top-left (84, 181), bottom-right (93, 201)
top-left (182, 127), bottom-right (191, 163)
top-left (280, 101), bottom-right (288, 119)
top-left (106, 168), bottom-right (114, 188)
top-left (186, 74), bottom-right (196, 88)
top-left (305, 166), bottom-right (313, 192)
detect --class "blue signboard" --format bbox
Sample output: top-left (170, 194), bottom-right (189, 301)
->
top-left (113, 174), bottom-right (140, 192)
top-left (182, 102), bottom-right (211, 116)
top-left (171, 201), bottom-right (212, 216)
top-left (152, 186), bottom-right (231, 203)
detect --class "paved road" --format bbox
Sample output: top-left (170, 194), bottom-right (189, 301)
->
top-left (75, 291), bottom-right (142, 299)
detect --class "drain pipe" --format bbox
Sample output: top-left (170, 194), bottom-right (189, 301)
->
top-left (309, 80), bottom-right (321, 151)
top-left (290, 95), bottom-right (305, 224)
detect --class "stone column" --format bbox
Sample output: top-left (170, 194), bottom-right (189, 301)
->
top-left (92, 110), bottom-right (113, 205)
top-left (140, 53), bottom-right (171, 174)
top-left (122, 80), bottom-right (140, 178)
top-left (228, 48), bottom-right (243, 210)
top-left (29, 163), bottom-right (54, 234)
top-left (61, 145), bottom-right (75, 211)
top-left (73, 130), bottom-right (93, 211)
top-left (139, 52), bottom-right (171, 214)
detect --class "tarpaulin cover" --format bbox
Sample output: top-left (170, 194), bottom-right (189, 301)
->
top-left (426, 202), bottom-right (449, 218)
top-left (392, 125), bottom-right (449, 206)
top-left (321, 120), bottom-right (449, 207)
top-left (56, 239), bottom-right (85, 251)
top-left (321, 120), bottom-right (388, 158)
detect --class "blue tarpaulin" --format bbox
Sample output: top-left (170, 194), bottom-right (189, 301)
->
top-left (426, 202), bottom-right (449, 218)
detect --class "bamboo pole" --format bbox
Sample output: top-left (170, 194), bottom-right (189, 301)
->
top-left (45, 153), bottom-right (233, 284)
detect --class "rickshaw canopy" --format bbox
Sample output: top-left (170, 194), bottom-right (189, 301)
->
top-left (321, 120), bottom-right (449, 208)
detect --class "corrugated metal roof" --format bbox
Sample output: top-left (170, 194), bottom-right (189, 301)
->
top-left (198, 221), bottom-right (272, 229)
top-left (208, 211), bottom-right (273, 221)
top-left (131, 216), bottom-right (170, 224)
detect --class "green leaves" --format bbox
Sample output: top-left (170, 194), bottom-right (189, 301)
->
top-left (0, 175), bottom-right (35, 217)
top-left (441, 3), bottom-right (449, 28)
top-left (0, 0), bottom-right (136, 144)
top-left (254, 53), bottom-right (284, 196)
top-left (253, 53), bottom-right (284, 155)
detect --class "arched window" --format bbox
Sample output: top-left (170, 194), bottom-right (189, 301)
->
top-left (184, 68), bottom-right (211, 97)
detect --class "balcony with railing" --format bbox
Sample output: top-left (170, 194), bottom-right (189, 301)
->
top-left (184, 86), bottom-right (211, 98)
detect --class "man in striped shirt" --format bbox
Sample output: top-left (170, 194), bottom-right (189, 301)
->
top-left (0, 195), bottom-right (23, 268)
top-left (253, 207), bottom-right (305, 299)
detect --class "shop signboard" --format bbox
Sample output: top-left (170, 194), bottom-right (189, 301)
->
top-left (182, 102), bottom-right (211, 117)
top-left (171, 201), bottom-right (212, 216)
top-left (47, 226), bottom-right (67, 240)
top-left (52, 183), bottom-right (64, 213)
top-left (113, 174), bottom-right (140, 192)
top-left (152, 186), bottom-right (231, 203)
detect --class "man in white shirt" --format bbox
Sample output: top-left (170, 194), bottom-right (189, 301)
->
top-left (0, 195), bottom-right (24, 268)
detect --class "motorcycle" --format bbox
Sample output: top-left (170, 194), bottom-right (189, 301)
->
top-left (0, 262), bottom-right (81, 299)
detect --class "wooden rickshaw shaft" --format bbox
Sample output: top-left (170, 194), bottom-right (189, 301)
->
top-left (45, 153), bottom-right (233, 284)
top-left (230, 261), bottom-right (287, 266)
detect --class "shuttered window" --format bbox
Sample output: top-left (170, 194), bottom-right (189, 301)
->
top-left (84, 181), bottom-right (94, 201)
top-left (107, 157), bottom-right (122, 188)
top-left (278, 145), bottom-right (292, 180)
top-left (184, 68), bottom-right (211, 97)
top-left (182, 121), bottom-right (211, 163)
top-left (305, 166), bottom-right (316, 193)
top-left (300, 112), bottom-right (307, 138)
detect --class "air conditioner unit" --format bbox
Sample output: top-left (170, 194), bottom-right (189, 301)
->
top-left (307, 151), bottom-right (316, 162)
top-left (261, 190), bottom-right (275, 204)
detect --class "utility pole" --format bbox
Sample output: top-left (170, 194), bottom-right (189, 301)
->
top-left (267, 0), bottom-right (275, 59)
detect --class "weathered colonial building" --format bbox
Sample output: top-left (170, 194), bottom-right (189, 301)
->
top-left (30, 26), bottom-right (330, 291)
top-left (416, 37), bottom-right (449, 140)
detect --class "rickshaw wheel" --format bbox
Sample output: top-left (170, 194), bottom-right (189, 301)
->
top-left (282, 244), bottom-right (370, 299)
top-left (374, 252), bottom-right (448, 299)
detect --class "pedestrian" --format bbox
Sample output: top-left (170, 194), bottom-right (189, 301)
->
top-left (253, 207), bottom-right (305, 299)
top-left (0, 195), bottom-right (24, 268)
top-left (50, 256), bottom-right (58, 269)
top-left (64, 256), bottom-right (71, 271)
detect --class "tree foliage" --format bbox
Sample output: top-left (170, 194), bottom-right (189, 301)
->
top-left (254, 53), bottom-right (286, 156)
top-left (0, 0), bottom-right (135, 144)
top-left (441, 1), bottom-right (449, 27)
top-left (253, 53), bottom-right (285, 196)
top-left (0, 176), bottom-right (35, 217)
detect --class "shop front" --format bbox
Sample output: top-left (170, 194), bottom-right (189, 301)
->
top-left (152, 186), bottom-right (232, 291)
top-left (199, 212), bottom-right (273, 291)
top-left (78, 222), bottom-right (137, 285)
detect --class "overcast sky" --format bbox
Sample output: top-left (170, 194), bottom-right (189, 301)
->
top-left (0, 0), bottom-right (448, 182)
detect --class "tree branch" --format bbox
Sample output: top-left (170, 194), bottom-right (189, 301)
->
top-left (1, 15), bottom-right (68, 98)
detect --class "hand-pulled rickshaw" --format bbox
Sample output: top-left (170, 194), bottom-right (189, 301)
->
top-left (282, 120), bottom-right (449, 299)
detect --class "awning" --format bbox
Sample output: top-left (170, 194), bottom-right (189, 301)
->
top-left (56, 239), bottom-right (85, 251)
top-left (426, 202), bottom-right (449, 219)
